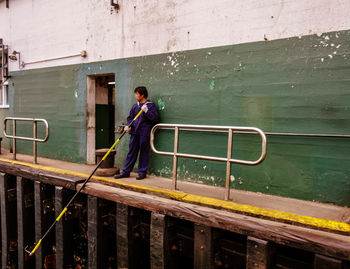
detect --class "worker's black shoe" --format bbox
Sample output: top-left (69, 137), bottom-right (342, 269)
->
top-left (114, 174), bottom-right (129, 179)
top-left (136, 174), bottom-right (146, 180)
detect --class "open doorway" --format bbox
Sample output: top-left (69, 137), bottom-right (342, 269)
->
top-left (86, 74), bottom-right (115, 164)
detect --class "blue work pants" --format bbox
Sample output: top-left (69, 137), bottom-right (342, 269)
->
top-left (121, 134), bottom-right (150, 176)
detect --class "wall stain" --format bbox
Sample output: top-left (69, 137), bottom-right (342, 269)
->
top-left (209, 80), bottom-right (215, 90)
top-left (157, 98), bottom-right (166, 110)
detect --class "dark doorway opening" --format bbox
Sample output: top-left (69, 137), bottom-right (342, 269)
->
top-left (95, 75), bottom-right (115, 150)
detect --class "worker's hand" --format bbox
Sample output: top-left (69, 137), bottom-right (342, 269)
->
top-left (124, 126), bottom-right (131, 133)
top-left (141, 104), bottom-right (148, 113)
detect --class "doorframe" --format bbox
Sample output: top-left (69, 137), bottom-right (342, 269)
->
top-left (86, 73), bottom-right (116, 164)
top-left (86, 75), bottom-right (96, 164)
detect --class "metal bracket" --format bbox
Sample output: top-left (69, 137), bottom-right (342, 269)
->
top-left (110, 0), bottom-right (120, 9)
top-left (115, 123), bottom-right (125, 134)
top-left (24, 245), bottom-right (33, 255)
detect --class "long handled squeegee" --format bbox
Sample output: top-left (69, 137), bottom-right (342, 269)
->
top-left (25, 109), bottom-right (143, 256)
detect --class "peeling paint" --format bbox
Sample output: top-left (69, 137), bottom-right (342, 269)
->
top-left (9, 29), bottom-right (350, 207)
top-left (209, 80), bottom-right (215, 90)
top-left (157, 166), bottom-right (172, 176)
top-left (74, 88), bottom-right (79, 98)
top-left (157, 98), bottom-right (166, 110)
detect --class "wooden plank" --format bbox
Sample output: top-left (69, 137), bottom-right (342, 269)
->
top-left (116, 203), bottom-right (129, 269)
top-left (246, 237), bottom-right (273, 269)
top-left (0, 160), bottom-right (81, 190)
top-left (194, 224), bottom-right (213, 269)
top-left (150, 212), bottom-right (167, 269)
top-left (34, 181), bottom-right (44, 269)
top-left (55, 186), bottom-right (70, 269)
top-left (55, 186), bottom-right (64, 269)
top-left (88, 196), bottom-right (101, 269)
top-left (0, 173), bottom-right (9, 269)
top-left (17, 176), bottom-right (25, 269)
top-left (80, 182), bottom-right (350, 261)
top-left (1, 158), bottom-right (349, 234)
top-left (79, 169), bottom-right (350, 235)
top-left (314, 254), bottom-right (342, 269)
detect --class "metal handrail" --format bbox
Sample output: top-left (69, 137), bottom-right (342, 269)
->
top-left (150, 123), bottom-right (267, 200)
top-left (3, 117), bottom-right (49, 164)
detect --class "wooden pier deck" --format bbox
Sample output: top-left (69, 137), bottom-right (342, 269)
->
top-left (0, 150), bottom-right (349, 268)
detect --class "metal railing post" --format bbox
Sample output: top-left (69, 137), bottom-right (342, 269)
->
top-left (3, 117), bottom-right (49, 164)
top-left (225, 128), bottom-right (233, 201)
top-left (33, 120), bottom-right (37, 164)
top-left (12, 119), bottom-right (16, 160)
top-left (172, 126), bottom-right (179, 191)
top-left (151, 123), bottom-right (267, 200)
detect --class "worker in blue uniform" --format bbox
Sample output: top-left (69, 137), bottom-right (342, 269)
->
top-left (114, 86), bottom-right (159, 180)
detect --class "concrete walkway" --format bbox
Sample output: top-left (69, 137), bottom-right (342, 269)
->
top-left (0, 149), bottom-right (349, 228)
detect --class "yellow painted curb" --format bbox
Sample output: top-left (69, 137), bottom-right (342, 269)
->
top-left (0, 157), bottom-right (349, 233)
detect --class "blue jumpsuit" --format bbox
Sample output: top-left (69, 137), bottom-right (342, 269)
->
top-left (121, 101), bottom-right (159, 176)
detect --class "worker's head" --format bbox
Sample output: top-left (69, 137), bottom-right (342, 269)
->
top-left (134, 86), bottom-right (148, 102)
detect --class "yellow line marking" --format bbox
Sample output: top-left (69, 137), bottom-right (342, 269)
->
top-left (0, 157), bottom-right (349, 233)
top-left (94, 177), bottom-right (350, 233)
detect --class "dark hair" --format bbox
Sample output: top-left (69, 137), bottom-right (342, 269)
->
top-left (134, 86), bottom-right (148, 98)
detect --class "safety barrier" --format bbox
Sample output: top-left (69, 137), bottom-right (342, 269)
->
top-left (3, 117), bottom-right (49, 164)
top-left (150, 124), bottom-right (267, 200)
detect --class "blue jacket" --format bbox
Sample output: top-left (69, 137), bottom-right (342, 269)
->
top-left (126, 101), bottom-right (159, 136)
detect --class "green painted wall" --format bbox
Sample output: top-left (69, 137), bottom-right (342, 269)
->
top-left (0, 108), bottom-right (10, 150)
top-left (7, 65), bottom-right (85, 162)
top-left (6, 29), bottom-right (350, 206)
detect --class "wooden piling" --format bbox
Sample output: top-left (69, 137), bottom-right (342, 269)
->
top-left (246, 237), bottom-right (273, 269)
top-left (150, 212), bottom-right (167, 269)
top-left (34, 181), bottom-right (44, 269)
top-left (55, 186), bottom-right (71, 269)
top-left (0, 173), bottom-right (9, 269)
top-left (116, 203), bottom-right (129, 269)
top-left (17, 176), bottom-right (25, 269)
top-left (17, 177), bottom-right (35, 269)
top-left (194, 224), bottom-right (213, 269)
top-left (88, 196), bottom-right (101, 269)
top-left (314, 254), bottom-right (343, 269)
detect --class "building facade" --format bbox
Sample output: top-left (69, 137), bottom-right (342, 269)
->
top-left (1, 0), bottom-right (350, 206)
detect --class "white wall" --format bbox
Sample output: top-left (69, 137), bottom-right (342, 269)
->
top-left (0, 0), bottom-right (349, 71)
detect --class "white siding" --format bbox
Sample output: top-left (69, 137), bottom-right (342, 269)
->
top-left (0, 0), bottom-right (349, 71)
